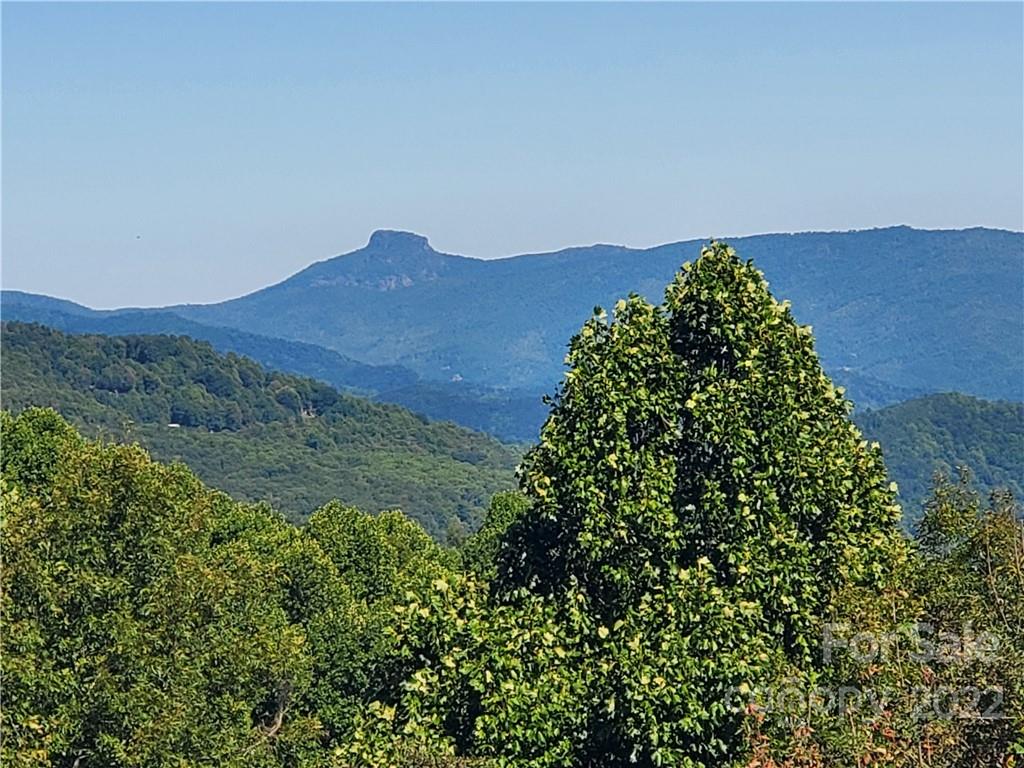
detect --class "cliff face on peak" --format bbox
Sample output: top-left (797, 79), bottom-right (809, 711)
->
top-left (277, 229), bottom-right (478, 293)
top-left (366, 229), bottom-right (431, 251)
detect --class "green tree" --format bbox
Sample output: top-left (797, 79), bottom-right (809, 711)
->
top-left (1, 409), bottom-right (321, 767)
top-left (348, 242), bottom-right (907, 766)
top-left (459, 492), bottom-right (531, 582)
top-left (914, 472), bottom-right (1024, 764)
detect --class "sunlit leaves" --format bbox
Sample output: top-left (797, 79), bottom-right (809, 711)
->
top-left (348, 242), bottom-right (908, 766)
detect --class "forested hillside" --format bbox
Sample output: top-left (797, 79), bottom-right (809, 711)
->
top-left (1, 292), bottom-right (548, 441)
top-left (6, 320), bottom-right (1018, 533)
top-left (0, 322), bottom-right (519, 537)
top-left (4, 242), bottom-right (1020, 767)
top-left (857, 393), bottom-right (1024, 522)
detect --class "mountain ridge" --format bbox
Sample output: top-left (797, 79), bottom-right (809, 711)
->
top-left (160, 225), bottom-right (1023, 313)
top-left (6, 226), bottom-right (1022, 423)
top-left (170, 226), bottom-right (1024, 400)
top-left (0, 298), bottom-right (549, 440)
top-left (6, 225), bottom-right (1020, 309)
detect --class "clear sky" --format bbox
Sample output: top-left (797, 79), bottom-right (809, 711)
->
top-left (3, 2), bottom-right (1022, 308)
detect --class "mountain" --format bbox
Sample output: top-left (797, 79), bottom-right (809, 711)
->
top-left (0, 291), bottom-right (418, 394)
top-left (856, 392), bottom-right (1024, 525)
top-left (1, 292), bottom-right (546, 441)
top-left (6, 319), bottom-right (1019, 535)
top-left (167, 226), bottom-right (1023, 404)
top-left (0, 322), bottom-right (520, 537)
top-left (5, 227), bottom-right (1021, 438)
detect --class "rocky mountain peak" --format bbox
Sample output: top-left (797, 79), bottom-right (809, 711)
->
top-left (366, 230), bottom-right (431, 252)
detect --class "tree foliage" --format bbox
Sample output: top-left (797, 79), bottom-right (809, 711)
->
top-left (1, 409), bottom-right (317, 766)
top-left (914, 472), bottom-right (1024, 763)
top-left (349, 242), bottom-right (910, 766)
top-left (0, 408), bottom-right (460, 767)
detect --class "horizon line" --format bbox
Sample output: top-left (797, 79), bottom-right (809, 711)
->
top-left (4, 223), bottom-right (1021, 312)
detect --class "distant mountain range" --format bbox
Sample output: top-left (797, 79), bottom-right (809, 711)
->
top-left (4, 226), bottom-right (1022, 441)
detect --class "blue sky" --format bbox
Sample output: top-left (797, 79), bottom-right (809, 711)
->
top-left (3, 2), bottom-right (1022, 308)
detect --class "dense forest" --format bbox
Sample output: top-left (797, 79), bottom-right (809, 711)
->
top-left (856, 393), bottom-right (1023, 519)
top-left (3, 243), bottom-right (1021, 766)
top-left (0, 323), bottom-right (519, 538)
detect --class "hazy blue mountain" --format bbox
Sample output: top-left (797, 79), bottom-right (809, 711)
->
top-left (381, 380), bottom-right (549, 443)
top-left (1, 293), bottom-right (418, 394)
top-left (0, 290), bottom-right (98, 317)
top-left (6, 227), bottom-right (1022, 440)
top-left (167, 226), bottom-right (1022, 403)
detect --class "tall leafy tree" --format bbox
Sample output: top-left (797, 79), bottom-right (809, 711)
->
top-left (509, 242), bottom-right (907, 764)
top-left (354, 242), bottom-right (908, 767)
top-left (513, 241), bottom-right (903, 637)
